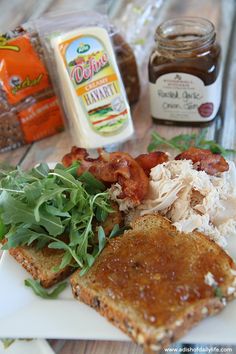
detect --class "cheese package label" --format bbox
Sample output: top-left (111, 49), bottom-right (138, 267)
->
top-left (58, 34), bottom-right (129, 135)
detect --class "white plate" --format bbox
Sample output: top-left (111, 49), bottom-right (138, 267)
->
top-left (0, 161), bottom-right (236, 344)
top-left (0, 235), bottom-right (236, 344)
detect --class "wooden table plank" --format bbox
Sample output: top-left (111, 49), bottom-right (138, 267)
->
top-left (219, 9), bottom-right (236, 155)
top-left (59, 340), bottom-right (143, 354)
top-left (20, 131), bottom-right (71, 169)
top-left (0, 145), bottom-right (29, 165)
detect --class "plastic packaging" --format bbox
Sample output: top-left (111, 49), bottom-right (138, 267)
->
top-left (0, 11), bottom-right (140, 152)
top-left (0, 28), bottom-right (64, 152)
top-left (34, 11), bottom-right (138, 149)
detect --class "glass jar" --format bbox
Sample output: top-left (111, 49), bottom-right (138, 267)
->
top-left (148, 17), bottom-right (221, 126)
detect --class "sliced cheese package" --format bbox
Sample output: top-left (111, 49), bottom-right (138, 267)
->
top-left (35, 12), bottom-right (135, 149)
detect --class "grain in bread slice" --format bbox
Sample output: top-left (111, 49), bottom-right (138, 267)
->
top-left (71, 214), bottom-right (236, 353)
top-left (9, 245), bottom-right (74, 288)
top-left (8, 205), bottom-right (122, 288)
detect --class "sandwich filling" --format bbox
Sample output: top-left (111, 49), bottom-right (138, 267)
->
top-left (137, 159), bottom-right (236, 248)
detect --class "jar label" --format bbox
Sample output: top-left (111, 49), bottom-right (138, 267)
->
top-left (58, 34), bottom-right (129, 135)
top-left (149, 72), bottom-right (222, 122)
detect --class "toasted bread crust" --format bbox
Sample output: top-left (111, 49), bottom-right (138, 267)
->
top-left (71, 279), bottom-right (224, 353)
top-left (9, 246), bottom-right (74, 288)
top-left (70, 214), bottom-right (236, 353)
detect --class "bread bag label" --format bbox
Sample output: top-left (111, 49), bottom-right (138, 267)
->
top-left (18, 96), bottom-right (64, 143)
top-left (58, 34), bottom-right (129, 135)
top-left (0, 32), bottom-right (65, 151)
top-left (0, 35), bottom-right (50, 104)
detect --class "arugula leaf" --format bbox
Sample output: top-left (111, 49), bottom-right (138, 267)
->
top-left (1, 339), bottom-right (15, 349)
top-left (44, 204), bottom-right (70, 218)
top-left (109, 224), bottom-right (131, 238)
top-left (79, 171), bottom-right (106, 193)
top-left (0, 162), bottom-right (114, 274)
top-left (47, 241), bottom-right (68, 250)
top-left (109, 224), bottom-right (120, 238)
top-left (96, 206), bottom-right (108, 222)
top-left (49, 168), bottom-right (80, 188)
top-left (148, 131), bottom-right (178, 152)
top-left (0, 192), bottom-right (64, 236)
top-left (0, 214), bottom-right (6, 240)
top-left (32, 163), bottom-right (49, 178)
top-left (2, 227), bottom-right (35, 250)
top-left (86, 253), bottom-right (95, 267)
top-left (65, 161), bottom-right (81, 176)
top-left (54, 161), bottom-right (80, 176)
top-left (194, 129), bottom-right (207, 146)
top-left (97, 226), bottom-right (106, 253)
top-left (24, 279), bottom-right (67, 299)
top-left (0, 163), bottom-right (15, 178)
top-left (214, 286), bottom-right (223, 299)
top-left (148, 129), bottom-right (236, 156)
top-left (59, 251), bottom-right (73, 269)
top-left (24, 182), bottom-right (42, 205)
top-left (34, 187), bottom-right (66, 222)
top-left (1, 339), bottom-right (33, 349)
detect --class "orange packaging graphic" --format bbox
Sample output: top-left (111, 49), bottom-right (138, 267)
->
top-left (0, 34), bottom-right (50, 104)
top-left (18, 96), bottom-right (64, 143)
top-left (0, 31), bottom-right (65, 152)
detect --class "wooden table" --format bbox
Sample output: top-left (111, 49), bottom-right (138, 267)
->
top-left (1, 0), bottom-right (236, 353)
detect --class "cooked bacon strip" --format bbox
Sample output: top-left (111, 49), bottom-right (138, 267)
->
top-left (62, 147), bottom-right (149, 206)
top-left (175, 147), bottom-right (229, 175)
top-left (135, 151), bottom-right (169, 176)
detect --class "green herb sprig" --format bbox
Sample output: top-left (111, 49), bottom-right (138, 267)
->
top-left (148, 129), bottom-right (236, 157)
top-left (0, 162), bottom-right (115, 274)
top-left (1, 339), bottom-right (15, 349)
top-left (214, 286), bottom-right (223, 299)
top-left (1, 338), bottom-right (33, 349)
top-left (24, 279), bottom-right (67, 299)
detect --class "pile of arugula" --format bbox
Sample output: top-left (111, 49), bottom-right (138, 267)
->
top-left (0, 162), bottom-right (120, 278)
top-left (148, 129), bottom-right (236, 156)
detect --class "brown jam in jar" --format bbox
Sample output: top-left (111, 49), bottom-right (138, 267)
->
top-left (148, 17), bottom-right (221, 126)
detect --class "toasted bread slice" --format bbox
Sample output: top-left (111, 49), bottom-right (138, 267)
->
top-left (9, 205), bottom-right (122, 288)
top-left (9, 245), bottom-right (74, 288)
top-left (71, 214), bottom-right (236, 353)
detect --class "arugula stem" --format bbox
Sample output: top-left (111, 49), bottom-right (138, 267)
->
top-left (48, 172), bottom-right (78, 188)
top-left (148, 130), bottom-right (236, 156)
top-left (152, 132), bottom-right (178, 150)
top-left (76, 193), bottom-right (107, 260)
top-left (46, 234), bottom-right (83, 268)
top-left (0, 188), bottom-right (24, 194)
top-left (0, 163), bottom-right (113, 274)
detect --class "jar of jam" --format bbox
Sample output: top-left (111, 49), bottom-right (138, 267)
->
top-left (148, 17), bottom-right (221, 126)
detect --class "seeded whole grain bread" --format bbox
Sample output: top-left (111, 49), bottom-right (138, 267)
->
top-left (70, 214), bottom-right (236, 353)
top-left (9, 245), bottom-right (73, 288)
top-left (8, 205), bottom-right (122, 288)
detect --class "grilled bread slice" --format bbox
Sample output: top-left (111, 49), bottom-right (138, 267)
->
top-left (8, 204), bottom-right (122, 288)
top-left (71, 214), bottom-right (236, 353)
top-left (9, 245), bottom-right (73, 288)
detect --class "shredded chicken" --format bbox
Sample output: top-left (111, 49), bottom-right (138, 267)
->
top-left (138, 160), bottom-right (236, 248)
